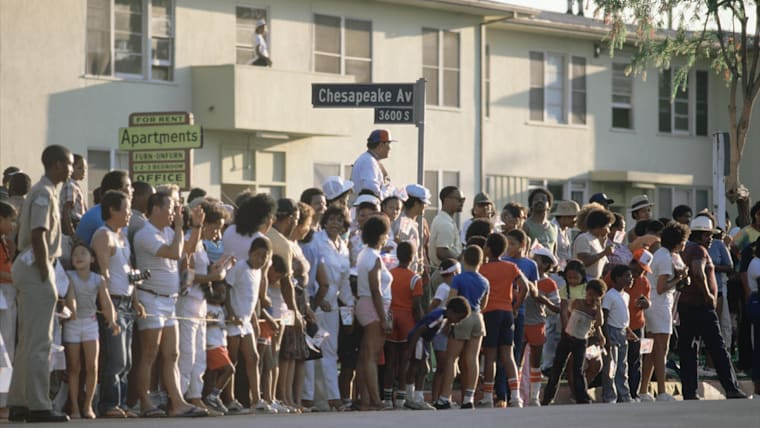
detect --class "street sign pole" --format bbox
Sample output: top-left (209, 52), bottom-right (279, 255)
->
top-left (713, 132), bottom-right (728, 229)
top-left (414, 78), bottom-right (425, 192)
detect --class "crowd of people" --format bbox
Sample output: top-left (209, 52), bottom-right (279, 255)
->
top-left (0, 129), bottom-right (757, 422)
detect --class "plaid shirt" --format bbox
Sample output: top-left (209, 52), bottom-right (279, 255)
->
top-left (60, 178), bottom-right (87, 220)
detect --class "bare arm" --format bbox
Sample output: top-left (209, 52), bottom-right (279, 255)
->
top-left (154, 205), bottom-right (184, 260)
top-left (97, 279), bottom-right (120, 334)
top-left (91, 229), bottom-right (114, 283)
top-left (368, 258), bottom-right (389, 330)
top-left (690, 258), bottom-right (716, 306)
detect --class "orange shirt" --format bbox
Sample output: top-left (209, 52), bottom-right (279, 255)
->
top-left (538, 277), bottom-right (558, 295)
top-left (626, 275), bottom-right (650, 331)
top-left (480, 260), bottom-right (520, 312)
top-left (390, 267), bottom-right (422, 311)
top-left (0, 242), bottom-right (11, 284)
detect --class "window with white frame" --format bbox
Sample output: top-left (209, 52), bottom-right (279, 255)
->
top-left (235, 6), bottom-right (268, 65)
top-left (87, 148), bottom-right (130, 206)
top-left (423, 28), bottom-right (460, 107)
top-left (659, 68), bottom-right (709, 136)
top-left (529, 52), bottom-right (586, 124)
top-left (86, 0), bottom-right (174, 81)
top-left (424, 170), bottom-right (460, 225)
top-left (657, 186), bottom-right (710, 219)
top-left (314, 14), bottom-right (372, 83)
top-left (612, 62), bottom-right (633, 129)
top-left (221, 146), bottom-right (286, 204)
top-left (313, 162), bottom-right (352, 187)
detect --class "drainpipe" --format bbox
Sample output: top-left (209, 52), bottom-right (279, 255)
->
top-left (477, 14), bottom-right (517, 193)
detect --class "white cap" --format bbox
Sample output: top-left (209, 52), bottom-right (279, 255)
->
top-left (405, 184), bottom-right (432, 205)
top-left (256, 19), bottom-right (267, 28)
top-left (531, 245), bottom-right (558, 266)
top-left (322, 176), bottom-right (353, 201)
top-left (690, 216), bottom-right (718, 233)
top-left (352, 194), bottom-right (380, 208)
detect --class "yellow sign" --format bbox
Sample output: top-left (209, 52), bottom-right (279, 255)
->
top-left (133, 172), bottom-right (188, 188)
top-left (118, 125), bottom-right (203, 150)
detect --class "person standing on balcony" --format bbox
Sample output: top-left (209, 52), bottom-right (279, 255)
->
top-left (350, 129), bottom-right (396, 200)
top-left (250, 19), bottom-right (272, 67)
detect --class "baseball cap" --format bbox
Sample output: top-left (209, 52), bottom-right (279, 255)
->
top-left (532, 246), bottom-right (558, 266)
top-left (405, 184), bottom-right (431, 205)
top-left (589, 192), bottom-right (614, 206)
top-left (631, 248), bottom-right (653, 273)
top-left (690, 216), bottom-right (718, 233)
top-left (352, 194), bottom-right (380, 208)
top-left (474, 192), bottom-right (493, 205)
top-left (367, 129), bottom-right (397, 144)
top-left (322, 176), bottom-right (353, 201)
top-left (553, 200), bottom-right (580, 217)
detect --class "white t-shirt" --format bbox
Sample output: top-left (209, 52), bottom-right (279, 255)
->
top-left (134, 221), bottom-right (179, 296)
top-left (222, 226), bottom-right (264, 263)
top-left (433, 282), bottom-right (451, 307)
top-left (572, 231), bottom-right (607, 279)
top-left (646, 247), bottom-right (675, 310)
top-left (602, 288), bottom-right (630, 329)
top-left (356, 247), bottom-right (392, 304)
top-left (746, 257), bottom-right (760, 293)
top-left (226, 259), bottom-right (261, 321)
top-left (314, 230), bottom-right (352, 307)
top-left (206, 303), bottom-right (227, 349)
top-left (184, 230), bottom-right (210, 301)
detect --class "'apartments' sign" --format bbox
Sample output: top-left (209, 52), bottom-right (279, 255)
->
top-left (118, 125), bottom-right (203, 151)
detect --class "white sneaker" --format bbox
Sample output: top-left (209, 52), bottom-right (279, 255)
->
top-left (639, 393), bottom-right (655, 402)
top-left (270, 400), bottom-right (290, 414)
top-left (476, 398), bottom-right (494, 408)
top-left (394, 399), bottom-right (406, 409)
top-left (255, 400), bottom-right (276, 414)
top-left (510, 396), bottom-right (524, 408)
top-left (528, 398), bottom-right (541, 407)
top-left (381, 399), bottom-right (394, 410)
top-left (404, 400), bottom-right (436, 410)
top-left (656, 393), bottom-right (676, 402)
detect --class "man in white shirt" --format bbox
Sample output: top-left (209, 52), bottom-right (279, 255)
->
top-left (350, 129), bottom-right (395, 199)
top-left (429, 186), bottom-right (464, 269)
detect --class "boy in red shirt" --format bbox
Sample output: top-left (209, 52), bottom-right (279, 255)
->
top-left (383, 241), bottom-right (423, 408)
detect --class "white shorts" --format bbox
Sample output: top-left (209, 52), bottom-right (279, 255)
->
top-left (226, 319), bottom-right (254, 338)
top-left (644, 305), bottom-right (673, 335)
top-left (136, 290), bottom-right (178, 331)
top-left (63, 316), bottom-right (99, 343)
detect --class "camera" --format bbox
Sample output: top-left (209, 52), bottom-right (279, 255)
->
top-left (128, 269), bottom-right (151, 284)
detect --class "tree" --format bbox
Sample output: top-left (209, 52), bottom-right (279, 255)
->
top-left (595, 0), bottom-right (758, 226)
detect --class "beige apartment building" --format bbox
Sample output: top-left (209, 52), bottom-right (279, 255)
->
top-left (1, 0), bottom-right (758, 223)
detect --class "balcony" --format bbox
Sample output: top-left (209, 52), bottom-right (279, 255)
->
top-left (191, 65), bottom-right (358, 137)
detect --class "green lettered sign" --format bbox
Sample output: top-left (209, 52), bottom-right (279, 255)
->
top-left (118, 125), bottom-right (203, 150)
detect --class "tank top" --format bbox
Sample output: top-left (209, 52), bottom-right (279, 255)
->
top-left (565, 308), bottom-right (595, 339)
top-left (97, 225), bottom-right (132, 296)
top-left (68, 271), bottom-right (101, 319)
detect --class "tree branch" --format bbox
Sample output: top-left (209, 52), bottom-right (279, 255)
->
top-left (715, 8), bottom-right (739, 77)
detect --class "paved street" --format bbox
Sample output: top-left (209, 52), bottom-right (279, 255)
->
top-left (21, 399), bottom-right (758, 428)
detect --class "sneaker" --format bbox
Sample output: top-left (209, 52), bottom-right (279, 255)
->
top-left (725, 390), bottom-right (748, 399)
top-left (394, 399), bottom-right (406, 409)
top-left (510, 396), bottom-right (524, 408)
top-left (476, 399), bottom-right (493, 408)
top-left (460, 402), bottom-right (473, 409)
top-left (225, 399), bottom-right (250, 414)
top-left (639, 393), bottom-right (655, 402)
top-left (203, 394), bottom-right (228, 414)
top-left (433, 401), bottom-right (451, 410)
top-left (403, 400), bottom-right (436, 410)
top-left (255, 400), bottom-right (276, 414)
top-left (656, 393), bottom-right (675, 402)
top-left (381, 400), bottom-right (394, 410)
top-left (528, 398), bottom-right (541, 407)
top-left (270, 400), bottom-right (290, 414)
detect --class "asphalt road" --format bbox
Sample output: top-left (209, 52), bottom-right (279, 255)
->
top-left (20, 399), bottom-right (759, 428)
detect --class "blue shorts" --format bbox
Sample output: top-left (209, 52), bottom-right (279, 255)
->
top-left (482, 310), bottom-right (514, 348)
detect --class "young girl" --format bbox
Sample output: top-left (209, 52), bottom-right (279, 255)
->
top-left (541, 279), bottom-right (606, 405)
top-left (0, 201), bottom-right (16, 417)
top-left (428, 258), bottom-right (460, 406)
top-left (225, 236), bottom-right (271, 413)
top-left (64, 243), bottom-right (119, 419)
top-left (523, 247), bottom-right (561, 406)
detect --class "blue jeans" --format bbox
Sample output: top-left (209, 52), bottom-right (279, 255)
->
top-left (98, 297), bottom-right (134, 413)
top-left (627, 328), bottom-right (643, 398)
top-left (542, 313), bottom-right (562, 372)
top-left (677, 302), bottom-right (742, 399)
top-left (602, 326), bottom-right (631, 402)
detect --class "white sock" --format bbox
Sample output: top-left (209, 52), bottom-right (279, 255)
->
top-left (531, 382), bottom-right (542, 400)
top-left (415, 390), bottom-right (424, 402)
top-left (482, 392), bottom-right (493, 402)
top-left (510, 389), bottom-right (521, 400)
top-left (405, 384), bottom-right (415, 399)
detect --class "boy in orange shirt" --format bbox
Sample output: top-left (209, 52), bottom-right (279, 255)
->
top-left (383, 241), bottom-right (424, 408)
top-left (477, 233), bottom-right (533, 408)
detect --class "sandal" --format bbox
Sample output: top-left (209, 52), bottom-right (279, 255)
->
top-left (101, 408), bottom-right (126, 419)
top-left (141, 407), bottom-right (167, 418)
top-left (121, 408), bottom-right (140, 419)
top-left (173, 406), bottom-right (208, 418)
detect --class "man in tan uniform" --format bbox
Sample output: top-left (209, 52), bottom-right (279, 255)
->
top-left (8, 145), bottom-right (72, 423)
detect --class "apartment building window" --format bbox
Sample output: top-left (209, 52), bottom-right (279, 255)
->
top-left (235, 6), bottom-right (268, 65)
top-left (86, 0), bottom-right (174, 81)
top-left (612, 62), bottom-right (633, 129)
top-left (424, 170), bottom-right (459, 225)
top-left (221, 147), bottom-right (286, 204)
top-left (423, 29), bottom-right (460, 107)
top-left (313, 162), bottom-right (352, 187)
top-left (657, 186), bottom-right (709, 219)
top-left (529, 52), bottom-right (586, 124)
top-left (659, 69), bottom-right (709, 136)
top-left (314, 14), bottom-right (372, 83)
top-left (87, 148), bottom-right (129, 206)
